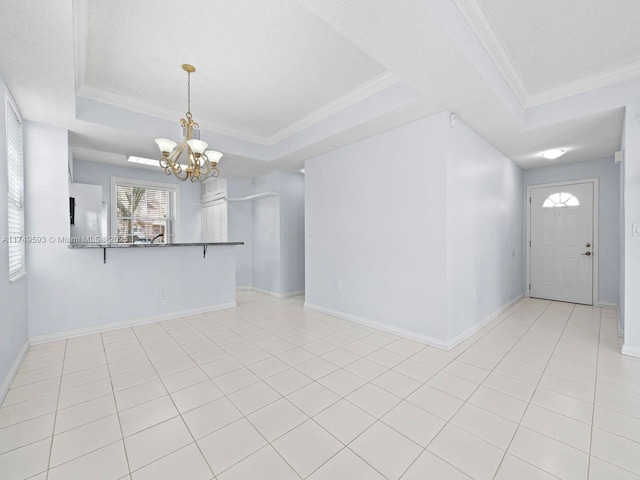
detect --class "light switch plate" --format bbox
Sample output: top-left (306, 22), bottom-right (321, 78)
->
top-left (633, 223), bottom-right (640, 237)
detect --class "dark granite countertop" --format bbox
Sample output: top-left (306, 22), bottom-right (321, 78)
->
top-left (68, 242), bottom-right (244, 249)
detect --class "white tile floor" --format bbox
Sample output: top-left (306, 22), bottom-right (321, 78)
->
top-left (0, 292), bottom-right (639, 479)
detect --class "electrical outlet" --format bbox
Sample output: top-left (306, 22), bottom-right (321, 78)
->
top-left (160, 291), bottom-right (166, 299)
top-left (337, 281), bottom-right (342, 291)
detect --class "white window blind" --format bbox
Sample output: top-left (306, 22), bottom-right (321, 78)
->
top-left (6, 99), bottom-right (25, 280)
top-left (113, 180), bottom-right (177, 244)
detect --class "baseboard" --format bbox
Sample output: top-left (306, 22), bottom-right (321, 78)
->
top-left (29, 301), bottom-right (237, 345)
top-left (596, 301), bottom-right (618, 308)
top-left (622, 344), bottom-right (640, 358)
top-left (251, 287), bottom-right (305, 299)
top-left (236, 286), bottom-right (253, 291)
top-left (304, 293), bottom-right (524, 351)
top-left (445, 294), bottom-right (524, 348)
top-left (303, 302), bottom-right (450, 350)
top-left (0, 338), bottom-right (30, 404)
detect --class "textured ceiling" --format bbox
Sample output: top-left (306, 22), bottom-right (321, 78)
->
top-left (83, 0), bottom-right (386, 140)
top-left (0, 0), bottom-right (632, 178)
top-left (462, 0), bottom-right (640, 103)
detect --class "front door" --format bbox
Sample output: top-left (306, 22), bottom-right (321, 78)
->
top-left (530, 182), bottom-right (594, 305)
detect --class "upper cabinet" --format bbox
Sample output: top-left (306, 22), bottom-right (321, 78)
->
top-left (202, 177), bottom-right (227, 203)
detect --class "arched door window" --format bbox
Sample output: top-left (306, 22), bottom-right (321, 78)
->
top-left (542, 192), bottom-right (580, 208)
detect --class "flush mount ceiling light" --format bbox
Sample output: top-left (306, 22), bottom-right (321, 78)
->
top-left (540, 148), bottom-right (567, 160)
top-left (127, 156), bottom-right (160, 167)
top-left (154, 64), bottom-right (223, 182)
top-left (128, 156), bottom-right (187, 170)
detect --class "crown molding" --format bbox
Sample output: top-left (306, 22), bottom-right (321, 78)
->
top-left (453, 0), bottom-right (640, 109)
top-left (453, 0), bottom-right (531, 107)
top-left (72, 2), bottom-right (401, 149)
top-left (72, 0), bottom-right (88, 93)
top-left (526, 59), bottom-right (640, 107)
top-left (264, 71), bottom-right (401, 144)
top-left (76, 71), bottom-right (401, 149)
top-left (76, 84), bottom-right (271, 145)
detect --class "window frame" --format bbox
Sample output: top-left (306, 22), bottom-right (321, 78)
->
top-left (6, 94), bottom-right (26, 281)
top-left (110, 177), bottom-right (180, 244)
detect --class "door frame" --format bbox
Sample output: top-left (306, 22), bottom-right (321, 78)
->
top-left (525, 178), bottom-right (599, 305)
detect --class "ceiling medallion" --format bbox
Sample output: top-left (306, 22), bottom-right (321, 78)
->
top-left (154, 64), bottom-right (223, 182)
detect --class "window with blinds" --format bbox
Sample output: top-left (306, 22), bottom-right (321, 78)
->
top-left (6, 99), bottom-right (25, 280)
top-left (112, 179), bottom-right (177, 244)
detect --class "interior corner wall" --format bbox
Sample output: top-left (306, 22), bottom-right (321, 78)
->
top-left (619, 119), bottom-right (626, 336)
top-left (445, 121), bottom-right (524, 340)
top-left (305, 113), bottom-right (449, 341)
top-left (277, 172), bottom-right (305, 296)
top-left (251, 172), bottom-right (282, 295)
top-left (622, 105), bottom-right (640, 355)
top-left (249, 171), bottom-right (305, 297)
top-left (522, 157), bottom-right (621, 305)
top-left (0, 75), bottom-right (29, 397)
top-left (227, 178), bottom-right (254, 288)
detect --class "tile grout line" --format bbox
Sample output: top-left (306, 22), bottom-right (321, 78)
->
top-left (586, 306), bottom-right (603, 480)
top-left (490, 302), bottom-right (578, 480)
top-left (141, 308), bottom-right (347, 478)
top-left (100, 330), bottom-right (134, 479)
top-left (419, 299), bottom-right (556, 480)
top-left (127, 324), bottom-right (220, 480)
top-left (8, 295), bottom-right (626, 479)
top-left (176, 309), bottom-right (328, 479)
top-left (177, 304), bottom-right (402, 479)
top-left (303, 299), bottom-right (544, 479)
top-left (44, 338), bottom-right (68, 480)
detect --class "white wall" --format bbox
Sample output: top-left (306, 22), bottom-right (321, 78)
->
top-left (24, 122), bottom-right (237, 338)
top-left (251, 173), bottom-right (282, 295)
top-left (306, 113), bottom-right (450, 341)
top-left (228, 172), bottom-right (304, 296)
top-left (622, 105), bottom-right (640, 355)
top-left (523, 157), bottom-right (620, 305)
top-left (278, 172), bottom-right (305, 295)
top-left (227, 179), bottom-right (254, 288)
top-left (446, 121), bottom-right (524, 339)
top-left (305, 112), bottom-right (523, 346)
top-left (72, 159), bottom-right (202, 242)
top-left (0, 75), bottom-right (29, 397)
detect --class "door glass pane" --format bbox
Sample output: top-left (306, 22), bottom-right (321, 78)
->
top-left (542, 192), bottom-right (580, 208)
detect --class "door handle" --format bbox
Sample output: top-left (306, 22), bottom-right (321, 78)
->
top-left (582, 251), bottom-right (591, 256)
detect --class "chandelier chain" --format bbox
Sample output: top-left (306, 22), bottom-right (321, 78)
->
top-left (187, 71), bottom-right (191, 117)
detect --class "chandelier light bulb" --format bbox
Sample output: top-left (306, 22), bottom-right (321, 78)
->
top-left (155, 138), bottom-right (177, 155)
top-left (205, 150), bottom-right (223, 164)
top-left (187, 139), bottom-right (208, 156)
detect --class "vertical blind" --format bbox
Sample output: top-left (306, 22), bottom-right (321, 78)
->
top-left (6, 99), bottom-right (25, 279)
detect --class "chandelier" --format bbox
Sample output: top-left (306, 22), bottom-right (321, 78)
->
top-left (154, 64), bottom-right (223, 182)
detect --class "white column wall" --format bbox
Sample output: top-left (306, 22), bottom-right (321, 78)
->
top-left (305, 113), bottom-right (450, 342)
